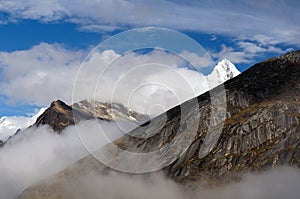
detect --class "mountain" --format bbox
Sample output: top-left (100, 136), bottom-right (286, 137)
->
top-left (0, 100), bottom-right (147, 148)
top-left (0, 108), bottom-right (46, 142)
top-left (23, 60), bottom-right (240, 133)
top-left (33, 59), bottom-right (239, 133)
top-left (206, 58), bottom-right (240, 88)
top-left (0, 59), bottom-right (239, 142)
top-left (17, 50), bottom-right (300, 199)
top-left (34, 99), bottom-right (147, 132)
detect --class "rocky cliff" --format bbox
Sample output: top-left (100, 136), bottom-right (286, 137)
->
top-left (34, 99), bottom-right (147, 132)
top-left (18, 50), bottom-right (300, 198)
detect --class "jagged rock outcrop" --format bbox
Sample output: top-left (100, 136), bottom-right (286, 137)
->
top-left (34, 100), bottom-right (77, 132)
top-left (18, 50), bottom-right (300, 198)
top-left (34, 99), bottom-right (147, 132)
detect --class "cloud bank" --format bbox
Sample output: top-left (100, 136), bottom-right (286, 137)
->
top-left (0, 43), bottom-right (213, 115)
top-left (0, 43), bottom-right (84, 105)
top-left (1, 118), bottom-right (300, 199)
top-left (0, 107), bottom-right (46, 141)
top-left (0, 120), bottom-right (126, 199)
top-left (62, 166), bottom-right (300, 199)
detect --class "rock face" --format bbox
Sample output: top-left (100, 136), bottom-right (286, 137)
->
top-left (34, 99), bottom-right (147, 132)
top-left (18, 51), bottom-right (300, 198)
top-left (34, 100), bottom-right (76, 132)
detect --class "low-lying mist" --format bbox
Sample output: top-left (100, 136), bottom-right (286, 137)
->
top-left (62, 166), bottom-right (300, 199)
top-left (0, 121), bottom-right (299, 199)
top-left (0, 120), bottom-right (127, 199)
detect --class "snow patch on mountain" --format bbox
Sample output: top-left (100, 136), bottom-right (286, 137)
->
top-left (0, 108), bottom-right (46, 141)
top-left (206, 58), bottom-right (240, 88)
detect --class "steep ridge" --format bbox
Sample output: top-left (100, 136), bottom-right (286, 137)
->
top-left (18, 51), bottom-right (300, 198)
top-left (34, 99), bottom-right (147, 132)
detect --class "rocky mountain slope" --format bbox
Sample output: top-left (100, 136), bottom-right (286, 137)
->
top-left (34, 99), bottom-right (147, 132)
top-left (18, 51), bottom-right (300, 198)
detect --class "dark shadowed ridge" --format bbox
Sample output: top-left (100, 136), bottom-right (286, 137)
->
top-left (18, 50), bottom-right (300, 198)
top-left (34, 100), bottom-right (79, 132)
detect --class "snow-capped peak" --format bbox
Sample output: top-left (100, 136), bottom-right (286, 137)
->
top-left (0, 108), bottom-right (46, 142)
top-left (206, 59), bottom-right (240, 88)
top-left (214, 58), bottom-right (240, 82)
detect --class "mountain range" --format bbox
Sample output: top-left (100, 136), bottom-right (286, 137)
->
top-left (17, 51), bottom-right (300, 198)
top-left (0, 59), bottom-right (240, 143)
top-left (34, 99), bottom-right (147, 132)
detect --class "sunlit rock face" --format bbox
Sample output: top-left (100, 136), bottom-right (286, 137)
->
top-left (165, 51), bottom-right (300, 184)
top-left (18, 51), bottom-right (300, 199)
top-left (34, 99), bottom-right (147, 132)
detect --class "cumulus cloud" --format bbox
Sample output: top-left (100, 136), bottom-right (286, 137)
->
top-left (0, 43), bottom-right (213, 115)
top-left (0, 0), bottom-right (299, 47)
top-left (212, 42), bottom-right (293, 64)
top-left (72, 48), bottom-right (211, 115)
top-left (0, 119), bottom-right (127, 199)
top-left (0, 107), bottom-right (46, 141)
top-left (0, 43), bottom-right (84, 105)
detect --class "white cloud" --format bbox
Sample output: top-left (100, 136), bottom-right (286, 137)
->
top-left (0, 107), bottom-right (46, 141)
top-left (212, 44), bottom-right (254, 64)
top-left (0, 119), bottom-right (127, 199)
top-left (0, 0), bottom-right (299, 47)
top-left (237, 41), bottom-right (287, 54)
top-left (1, 118), bottom-right (299, 199)
top-left (78, 24), bottom-right (121, 32)
top-left (195, 166), bottom-right (300, 199)
top-left (210, 35), bottom-right (218, 41)
top-left (73, 48), bottom-right (211, 115)
top-left (0, 43), bottom-right (84, 105)
top-left (0, 0), bottom-right (67, 21)
top-left (0, 113), bottom-right (299, 199)
top-left (212, 42), bottom-right (293, 64)
top-left (180, 50), bottom-right (212, 68)
top-left (0, 44), bottom-right (214, 116)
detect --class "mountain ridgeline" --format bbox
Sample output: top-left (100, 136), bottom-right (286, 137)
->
top-left (18, 51), bottom-right (300, 198)
top-left (0, 58), bottom-right (239, 143)
top-left (34, 99), bottom-right (147, 132)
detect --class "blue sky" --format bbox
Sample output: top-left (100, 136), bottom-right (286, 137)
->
top-left (0, 0), bottom-right (299, 117)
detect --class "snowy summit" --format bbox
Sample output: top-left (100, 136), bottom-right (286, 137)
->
top-left (206, 59), bottom-right (240, 88)
top-left (0, 108), bottom-right (46, 142)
